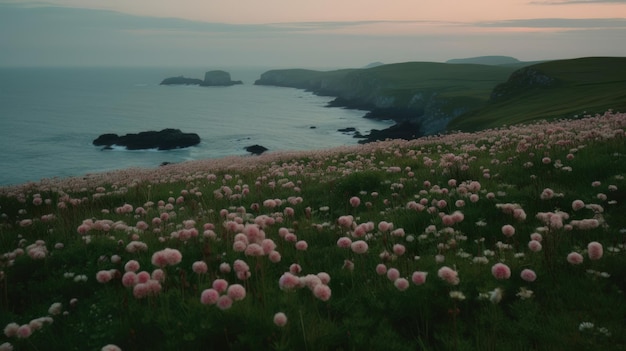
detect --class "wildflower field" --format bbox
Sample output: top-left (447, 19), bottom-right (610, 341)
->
top-left (1, 111), bottom-right (625, 351)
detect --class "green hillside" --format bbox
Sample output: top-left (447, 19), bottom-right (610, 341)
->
top-left (447, 57), bottom-right (626, 131)
top-left (364, 61), bottom-right (518, 107)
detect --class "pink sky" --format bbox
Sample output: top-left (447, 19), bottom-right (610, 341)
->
top-left (1, 0), bottom-right (624, 67)
top-left (20, 0), bottom-right (626, 25)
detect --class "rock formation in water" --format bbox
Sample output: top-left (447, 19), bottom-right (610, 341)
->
top-left (245, 144), bottom-right (268, 155)
top-left (160, 70), bottom-right (242, 86)
top-left (93, 129), bottom-right (201, 150)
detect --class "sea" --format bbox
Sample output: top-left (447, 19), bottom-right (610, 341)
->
top-left (0, 67), bottom-right (393, 187)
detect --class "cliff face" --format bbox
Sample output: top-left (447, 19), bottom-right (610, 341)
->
top-left (490, 67), bottom-right (556, 101)
top-left (255, 68), bottom-right (470, 136)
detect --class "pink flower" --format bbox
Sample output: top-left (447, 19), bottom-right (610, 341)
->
top-left (295, 240), bottom-right (308, 251)
top-left (273, 312), bottom-right (288, 327)
top-left (261, 239), bottom-right (276, 254)
top-left (337, 237), bottom-right (352, 248)
top-left (392, 244), bottom-right (406, 256)
top-left (338, 215), bottom-right (354, 228)
top-left (437, 266), bottom-right (459, 285)
top-left (151, 248), bottom-right (182, 267)
top-left (200, 289), bottom-right (220, 305)
top-left (216, 295), bottom-right (233, 310)
top-left (233, 259), bottom-right (249, 273)
top-left (233, 241), bottom-right (247, 252)
top-left (101, 345), bottom-right (122, 351)
top-left (219, 262), bottom-right (231, 273)
top-left (133, 283), bottom-right (150, 299)
top-left (520, 269), bottom-right (537, 282)
top-left (268, 250), bottom-right (282, 263)
top-left (491, 263), bottom-right (511, 280)
top-left (317, 272), bottom-right (331, 285)
top-left (350, 240), bottom-right (368, 254)
top-left (501, 225), bottom-right (515, 237)
top-left (212, 279), bottom-right (229, 293)
top-left (122, 272), bottom-right (137, 287)
top-left (528, 240), bottom-right (542, 252)
top-left (279, 272), bottom-right (301, 290)
top-left (135, 221), bottom-right (149, 231)
top-left (572, 200), bottom-right (585, 211)
top-left (192, 261), bottom-right (208, 274)
top-left (289, 263), bottom-right (302, 274)
top-left (375, 264), bottom-right (387, 275)
top-left (16, 325), bottom-right (32, 339)
top-left (378, 221), bottom-right (393, 232)
top-left (244, 243), bottom-right (265, 256)
top-left (587, 242), bottom-right (603, 260)
top-left (96, 270), bottom-right (113, 284)
top-left (394, 278), bottom-right (410, 291)
top-left (4, 323), bottom-right (19, 337)
top-left (567, 252), bottom-right (584, 265)
top-left (227, 284), bottom-right (247, 301)
top-left (386, 268), bottom-right (400, 282)
top-left (151, 269), bottom-right (165, 282)
top-left (137, 271), bottom-right (150, 284)
top-left (349, 196), bottom-right (361, 207)
top-left (313, 284), bottom-right (331, 301)
top-left (411, 271), bottom-right (428, 285)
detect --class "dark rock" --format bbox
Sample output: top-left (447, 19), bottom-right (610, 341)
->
top-left (338, 127), bottom-right (357, 133)
top-left (93, 129), bottom-right (201, 150)
top-left (358, 121), bottom-right (421, 144)
top-left (245, 144), bottom-right (268, 155)
top-left (160, 76), bottom-right (204, 85)
top-left (201, 70), bottom-right (243, 86)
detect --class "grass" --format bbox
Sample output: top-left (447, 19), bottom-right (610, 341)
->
top-left (447, 57), bottom-right (626, 131)
top-left (0, 111), bottom-right (625, 351)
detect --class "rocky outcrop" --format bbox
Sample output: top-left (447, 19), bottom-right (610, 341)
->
top-left (93, 129), bottom-right (201, 150)
top-left (160, 70), bottom-right (242, 86)
top-left (245, 144), bottom-right (268, 155)
top-left (490, 67), bottom-right (556, 101)
top-left (201, 70), bottom-right (242, 86)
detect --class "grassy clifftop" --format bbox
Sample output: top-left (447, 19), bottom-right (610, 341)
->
top-left (256, 62), bottom-right (523, 135)
top-left (256, 57), bottom-right (625, 136)
top-left (447, 57), bottom-right (626, 131)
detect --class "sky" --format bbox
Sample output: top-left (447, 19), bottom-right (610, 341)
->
top-left (0, 0), bottom-right (625, 68)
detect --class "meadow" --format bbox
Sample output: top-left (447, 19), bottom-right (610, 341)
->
top-left (1, 110), bottom-right (625, 351)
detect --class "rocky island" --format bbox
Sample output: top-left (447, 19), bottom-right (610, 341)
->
top-left (161, 70), bottom-right (242, 87)
top-left (93, 129), bottom-right (201, 150)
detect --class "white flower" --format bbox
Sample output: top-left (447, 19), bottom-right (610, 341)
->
top-left (579, 322), bottom-right (595, 331)
top-left (516, 287), bottom-right (533, 300)
top-left (449, 291), bottom-right (466, 301)
top-left (489, 288), bottom-right (503, 304)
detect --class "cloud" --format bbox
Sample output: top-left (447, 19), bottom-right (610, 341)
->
top-left (531, 0), bottom-right (626, 4)
top-left (476, 17), bottom-right (626, 29)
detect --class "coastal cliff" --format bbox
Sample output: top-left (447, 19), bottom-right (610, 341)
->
top-left (255, 62), bottom-right (520, 137)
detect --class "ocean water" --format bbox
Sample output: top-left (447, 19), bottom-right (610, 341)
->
top-left (0, 67), bottom-right (392, 186)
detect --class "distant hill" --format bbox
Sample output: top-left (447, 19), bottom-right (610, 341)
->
top-left (447, 56), bottom-right (626, 131)
top-left (446, 56), bottom-right (521, 65)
